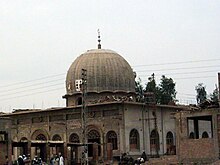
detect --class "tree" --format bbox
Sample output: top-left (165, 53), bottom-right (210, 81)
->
top-left (144, 73), bottom-right (160, 103)
top-left (195, 83), bottom-right (207, 104)
top-left (157, 75), bottom-right (177, 104)
top-left (210, 86), bottom-right (218, 103)
top-left (145, 73), bottom-right (156, 93)
top-left (135, 77), bottom-right (144, 102)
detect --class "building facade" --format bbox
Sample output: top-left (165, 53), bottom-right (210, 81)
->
top-left (0, 46), bottom-right (185, 164)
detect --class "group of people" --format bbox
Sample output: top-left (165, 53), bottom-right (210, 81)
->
top-left (50, 153), bottom-right (64, 165)
top-left (31, 156), bottom-right (43, 165)
top-left (17, 155), bottom-right (29, 165)
top-left (119, 151), bottom-right (148, 165)
top-left (15, 153), bottom-right (64, 165)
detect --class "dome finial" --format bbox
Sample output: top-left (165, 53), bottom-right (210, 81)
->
top-left (97, 29), bottom-right (101, 49)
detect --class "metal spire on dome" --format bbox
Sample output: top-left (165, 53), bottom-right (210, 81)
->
top-left (97, 29), bottom-right (101, 49)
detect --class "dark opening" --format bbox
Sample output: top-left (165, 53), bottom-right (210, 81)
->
top-left (187, 115), bottom-right (213, 139)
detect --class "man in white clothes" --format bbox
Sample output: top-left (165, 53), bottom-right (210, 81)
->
top-left (58, 152), bottom-right (64, 165)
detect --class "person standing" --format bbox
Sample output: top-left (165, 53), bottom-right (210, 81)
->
top-left (58, 152), bottom-right (64, 165)
top-left (17, 155), bottom-right (25, 165)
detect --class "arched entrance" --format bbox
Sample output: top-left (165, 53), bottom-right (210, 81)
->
top-left (20, 137), bottom-right (28, 156)
top-left (106, 131), bottom-right (118, 150)
top-left (68, 133), bottom-right (80, 164)
top-left (87, 130), bottom-right (101, 158)
top-left (50, 134), bottom-right (63, 157)
top-left (31, 130), bottom-right (48, 162)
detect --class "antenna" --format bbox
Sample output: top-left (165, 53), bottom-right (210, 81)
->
top-left (97, 29), bottom-right (101, 49)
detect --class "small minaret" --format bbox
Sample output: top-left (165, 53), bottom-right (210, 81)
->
top-left (98, 29), bottom-right (101, 49)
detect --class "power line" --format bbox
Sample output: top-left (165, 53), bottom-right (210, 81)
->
top-left (141, 75), bottom-right (216, 82)
top-left (132, 58), bottom-right (220, 67)
top-left (0, 83), bottom-right (64, 98)
top-left (0, 73), bottom-right (65, 88)
top-left (138, 69), bottom-right (219, 77)
top-left (136, 65), bottom-right (220, 72)
top-left (0, 78), bottom-right (64, 93)
top-left (0, 87), bottom-right (64, 102)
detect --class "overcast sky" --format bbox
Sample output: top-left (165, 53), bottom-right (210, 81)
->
top-left (0, 0), bottom-right (220, 112)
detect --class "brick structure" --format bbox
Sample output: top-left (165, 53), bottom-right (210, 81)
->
top-left (175, 109), bottom-right (220, 164)
top-left (0, 117), bottom-right (12, 165)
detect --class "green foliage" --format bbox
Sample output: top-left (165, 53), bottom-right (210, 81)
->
top-left (144, 74), bottom-right (176, 104)
top-left (195, 83), bottom-right (207, 104)
top-left (135, 77), bottom-right (144, 102)
top-left (210, 87), bottom-right (218, 103)
top-left (145, 73), bottom-right (156, 93)
top-left (157, 75), bottom-right (177, 104)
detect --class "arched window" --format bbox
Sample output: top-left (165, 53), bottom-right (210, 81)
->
top-left (36, 134), bottom-right (47, 141)
top-left (202, 131), bottom-right (209, 138)
top-left (166, 132), bottom-right (174, 145)
top-left (189, 132), bottom-right (195, 139)
top-left (20, 137), bottom-right (28, 142)
top-left (52, 134), bottom-right (62, 141)
top-left (150, 129), bottom-right (160, 152)
top-left (106, 131), bottom-right (118, 150)
top-left (129, 129), bottom-right (140, 150)
top-left (166, 131), bottom-right (175, 155)
top-left (69, 133), bottom-right (80, 143)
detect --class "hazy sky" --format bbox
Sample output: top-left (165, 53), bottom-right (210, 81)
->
top-left (0, 0), bottom-right (220, 112)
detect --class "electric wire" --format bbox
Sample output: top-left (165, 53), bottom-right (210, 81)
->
top-left (132, 58), bottom-right (220, 67)
top-left (135, 64), bottom-right (220, 72)
top-left (0, 83), bottom-right (64, 97)
top-left (0, 88), bottom-right (64, 101)
top-left (0, 58), bottom-right (219, 103)
top-left (0, 73), bottom-right (65, 88)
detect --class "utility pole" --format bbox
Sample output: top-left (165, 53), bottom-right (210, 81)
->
top-left (81, 68), bottom-right (88, 165)
top-left (144, 92), bottom-right (159, 157)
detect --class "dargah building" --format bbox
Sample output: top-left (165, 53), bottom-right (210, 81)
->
top-left (0, 39), bottom-right (183, 164)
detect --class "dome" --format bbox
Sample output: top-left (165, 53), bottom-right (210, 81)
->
top-left (66, 49), bottom-right (135, 95)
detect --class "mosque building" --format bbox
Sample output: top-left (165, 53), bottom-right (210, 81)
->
top-left (0, 35), bottom-right (187, 164)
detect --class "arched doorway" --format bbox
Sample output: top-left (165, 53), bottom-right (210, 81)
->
top-left (69, 133), bottom-right (80, 164)
top-left (106, 131), bottom-right (118, 150)
top-left (20, 137), bottom-right (28, 156)
top-left (87, 130), bottom-right (101, 157)
top-left (50, 134), bottom-right (63, 157)
top-left (31, 130), bottom-right (48, 162)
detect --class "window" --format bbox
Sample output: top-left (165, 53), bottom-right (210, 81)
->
top-left (166, 132), bottom-right (174, 145)
top-left (52, 134), bottom-right (62, 141)
top-left (202, 131), bottom-right (209, 138)
top-left (36, 134), bottom-right (46, 141)
top-left (166, 132), bottom-right (175, 155)
top-left (187, 116), bottom-right (213, 139)
top-left (189, 132), bottom-right (195, 139)
top-left (69, 133), bottom-right (80, 143)
top-left (150, 129), bottom-right (160, 152)
top-left (129, 129), bottom-right (140, 150)
top-left (106, 131), bottom-right (118, 150)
